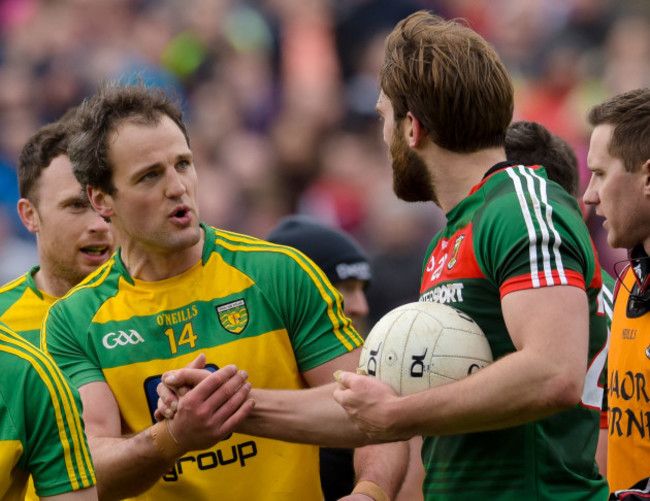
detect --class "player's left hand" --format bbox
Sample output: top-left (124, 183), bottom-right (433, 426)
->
top-left (333, 371), bottom-right (409, 442)
top-left (154, 353), bottom-right (211, 421)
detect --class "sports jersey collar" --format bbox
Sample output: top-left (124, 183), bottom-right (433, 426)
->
top-left (467, 161), bottom-right (518, 197)
top-left (26, 265), bottom-right (44, 300)
top-left (112, 224), bottom-right (212, 285)
top-left (482, 161), bottom-right (518, 180)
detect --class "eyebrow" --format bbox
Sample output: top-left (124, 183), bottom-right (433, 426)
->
top-left (130, 152), bottom-right (193, 181)
top-left (58, 194), bottom-right (87, 208)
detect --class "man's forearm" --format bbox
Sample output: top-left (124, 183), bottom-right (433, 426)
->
top-left (354, 442), bottom-right (409, 500)
top-left (89, 425), bottom-right (182, 500)
top-left (238, 384), bottom-right (373, 447)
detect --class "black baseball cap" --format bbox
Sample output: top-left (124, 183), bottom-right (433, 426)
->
top-left (267, 215), bottom-right (372, 285)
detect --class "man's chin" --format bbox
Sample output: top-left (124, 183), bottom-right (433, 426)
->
top-left (172, 227), bottom-right (203, 249)
top-left (393, 184), bottom-right (432, 203)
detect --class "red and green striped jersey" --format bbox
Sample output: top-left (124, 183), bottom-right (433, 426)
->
top-left (419, 164), bottom-right (608, 500)
top-left (0, 324), bottom-right (95, 499)
top-left (43, 223), bottom-right (362, 501)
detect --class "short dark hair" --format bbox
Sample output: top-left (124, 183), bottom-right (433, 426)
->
top-left (379, 11), bottom-right (513, 153)
top-left (68, 83), bottom-right (189, 194)
top-left (587, 87), bottom-right (650, 173)
top-left (505, 121), bottom-right (579, 197)
top-left (18, 117), bottom-right (75, 202)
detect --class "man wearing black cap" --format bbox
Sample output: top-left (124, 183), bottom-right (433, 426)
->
top-left (267, 215), bottom-right (372, 331)
top-left (267, 214), bottom-right (424, 501)
top-left (267, 215), bottom-right (370, 500)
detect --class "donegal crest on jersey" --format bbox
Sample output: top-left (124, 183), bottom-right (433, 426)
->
top-left (217, 299), bottom-right (249, 334)
top-left (43, 223), bottom-right (362, 501)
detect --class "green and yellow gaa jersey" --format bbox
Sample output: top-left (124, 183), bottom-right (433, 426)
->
top-left (0, 266), bottom-right (57, 347)
top-left (0, 323), bottom-right (95, 500)
top-left (0, 266), bottom-right (69, 501)
top-left (42, 223), bottom-right (363, 501)
top-left (418, 164), bottom-right (609, 500)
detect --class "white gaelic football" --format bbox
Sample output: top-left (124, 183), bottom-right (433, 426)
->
top-left (358, 302), bottom-right (493, 396)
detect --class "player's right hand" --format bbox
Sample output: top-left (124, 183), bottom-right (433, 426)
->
top-left (333, 371), bottom-right (407, 442)
top-left (155, 353), bottom-right (209, 421)
top-left (165, 364), bottom-right (255, 451)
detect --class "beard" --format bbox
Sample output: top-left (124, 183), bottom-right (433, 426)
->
top-left (389, 128), bottom-right (437, 204)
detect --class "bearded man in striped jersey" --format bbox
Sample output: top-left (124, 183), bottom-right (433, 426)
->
top-left (334, 11), bottom-right (609, 501)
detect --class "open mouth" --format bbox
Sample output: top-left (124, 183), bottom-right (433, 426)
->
top-left (170, 206), bottom-right (192, 225)
top-left (81, 245), bottom-right (110, 258)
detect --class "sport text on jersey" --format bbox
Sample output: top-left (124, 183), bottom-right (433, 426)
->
top-left (420, 284), bottom-right (464, 304)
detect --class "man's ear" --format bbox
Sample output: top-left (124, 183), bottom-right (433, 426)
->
top-left (643, 159), bottom-right (650, 196)
top-left (17, 198), bottom-right (39, 233)
top-left (87, 186), bottom-right (115, 219)
top-left (405, 111), bottom-right (425, 148)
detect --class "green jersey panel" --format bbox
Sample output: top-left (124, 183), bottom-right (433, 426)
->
top-left (43, 223), bottom-right (362, 501)
top-left (418, 165), bottom-right (608, 500)
top-left (0, 267), bottom-right (56, 347)
top-left (0, 325), bottom-right (95, 499)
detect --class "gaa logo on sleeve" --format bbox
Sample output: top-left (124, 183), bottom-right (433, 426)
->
top-left (102, 329), bottom-right (145, 349)
top-left (216, 299), bottom-right (249, 334)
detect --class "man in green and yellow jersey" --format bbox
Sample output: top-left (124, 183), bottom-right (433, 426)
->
top-left (0, 111), bottom-right (113, 501)
top-left (42, 83), bottom-right (407, 501)
top-left (0, 323), bottom-right (97, 500)
top-left (0, 116), bottom-right (114, 347)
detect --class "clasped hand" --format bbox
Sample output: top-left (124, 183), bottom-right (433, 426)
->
top-left (155, 354), bottom-right (254, 451)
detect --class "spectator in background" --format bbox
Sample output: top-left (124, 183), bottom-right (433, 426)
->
top-left (582, 87), bottom-right (650, 497)
top-left (0, 0), bottom-right (648, 294)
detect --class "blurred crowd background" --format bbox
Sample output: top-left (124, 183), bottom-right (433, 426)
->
top-left (0, 0), bottom-right (648, 331)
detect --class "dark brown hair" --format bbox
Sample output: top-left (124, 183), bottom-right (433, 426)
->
top-left (68, 83), bottom-right (189, 194)
top-left (18, 116), bottom-right (75, 202)
top-left (506, 121), bottom-right (579, 197)
top-left (379, 11), bottom-right (513, 153)
top-left (587, 87), bottom-right (650, 173)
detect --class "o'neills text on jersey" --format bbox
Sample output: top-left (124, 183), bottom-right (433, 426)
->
top-left (157, 305), bottom-right (199, 326)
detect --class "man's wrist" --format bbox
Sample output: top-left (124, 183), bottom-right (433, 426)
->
top-left (150, 420), bottom-right (186, 460)
top-left (352, 480), bottom-right (390, 501)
